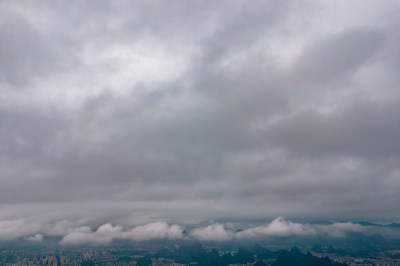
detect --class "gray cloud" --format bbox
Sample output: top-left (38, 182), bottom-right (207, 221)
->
top-left (0, 0), bottom-right (400, 233)
top-left (288, 28), bottom-right (387, 89)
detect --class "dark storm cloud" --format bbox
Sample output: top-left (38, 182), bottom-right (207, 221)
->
top-left (268, 98), bottom-right (400, 158)
top-left (0, 0), bottom-right (400, 237)
top-left (0, 17), bottom-right (56, 85)
top-left (289, 28), bottom-right (387, 88)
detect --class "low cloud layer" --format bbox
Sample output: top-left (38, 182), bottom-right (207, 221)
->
top-left (0, 217), bottom-right (388, 245)
top-left (1, 1), bottom-right (400, 231)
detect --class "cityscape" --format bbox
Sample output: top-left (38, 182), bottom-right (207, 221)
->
top-left (1, 1), bottom-right (400, 265)
top-left (1, 242), bottom-right (400, 265)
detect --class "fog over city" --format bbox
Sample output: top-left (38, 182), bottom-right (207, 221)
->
top-left (1, 1), bottom-right (400, 244)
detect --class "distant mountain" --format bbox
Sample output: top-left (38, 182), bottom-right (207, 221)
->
top-left (272, 247), bottom-right (346, 266)
top-left (357, 222), bottom-right (400, 228)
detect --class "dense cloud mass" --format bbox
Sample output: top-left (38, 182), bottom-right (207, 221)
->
top-left (1, 0), bottom-right (400, 240)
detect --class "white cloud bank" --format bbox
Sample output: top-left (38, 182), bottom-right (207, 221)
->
top-left (236, 217), bottom-right (316, 238)
top-left (60, 222), bottom-right (184, 245)
top-left (25, 234), bottom-right (43, 242)
top-left (190, 223), bottom-right (234, 241)
top-left (316, 222), bottom-right (364, 237)
top-left (0, 219), bottom-right (42, 241)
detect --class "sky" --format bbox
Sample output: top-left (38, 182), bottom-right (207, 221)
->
top-left (1, 1), bottom-right (400, 243)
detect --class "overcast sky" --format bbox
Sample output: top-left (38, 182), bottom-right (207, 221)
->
top-left (1, 0), bottom-right (400, 242)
